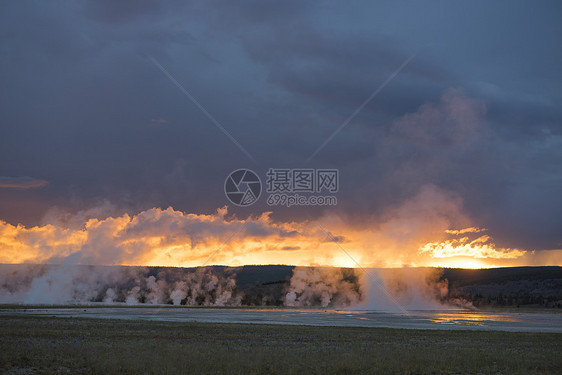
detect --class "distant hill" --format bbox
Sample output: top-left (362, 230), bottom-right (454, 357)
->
top-left (442, 267), bottom-right (562, 308)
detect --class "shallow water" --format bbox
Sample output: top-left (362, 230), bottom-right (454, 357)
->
top-left (2, 307), bottom-right (561, 332)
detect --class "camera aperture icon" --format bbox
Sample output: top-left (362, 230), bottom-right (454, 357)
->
top-left (224, 169), bottom-right (261, 206)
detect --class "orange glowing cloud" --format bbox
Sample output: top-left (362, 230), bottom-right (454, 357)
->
top-left (444, 227), bottom-right (485, 235)
top-left (419, 236), bottom-right (525, 259)
top-left (418, 228), bottom-right (526, 265)
top-left (0, 207), bottom-right (350, 267)
top-left (0, 186), bottom-right (560, 269)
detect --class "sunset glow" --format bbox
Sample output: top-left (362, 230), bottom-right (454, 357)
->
top-left (1, 206), bottom-right (560, 269)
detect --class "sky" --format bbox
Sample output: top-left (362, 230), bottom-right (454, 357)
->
top-left (0, 1), bottom-right (561, 268)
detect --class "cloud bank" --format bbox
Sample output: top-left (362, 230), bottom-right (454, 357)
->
top-left (2, 195), bottom-right (557, 270)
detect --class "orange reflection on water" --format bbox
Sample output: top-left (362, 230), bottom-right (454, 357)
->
top-left (428, 311), bottom-right (522, 326)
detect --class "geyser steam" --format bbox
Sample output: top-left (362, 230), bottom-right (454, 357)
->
top-left (0, 264), bottom-right (450, 309)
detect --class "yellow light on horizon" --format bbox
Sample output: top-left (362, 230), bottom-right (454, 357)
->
top-left (428, 257), bottom-right (498, 269)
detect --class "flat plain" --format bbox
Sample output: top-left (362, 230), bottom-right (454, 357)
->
top-left (1, 314), bottom-right (560, 374)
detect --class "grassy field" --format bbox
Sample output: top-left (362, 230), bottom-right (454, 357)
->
top-left (0, 316), bottom-right (560, 374)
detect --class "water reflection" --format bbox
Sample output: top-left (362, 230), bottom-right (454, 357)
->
top-left (423, 311), bottom-right (523, 326)
top-left (2, 307), bottom-right (561, 332)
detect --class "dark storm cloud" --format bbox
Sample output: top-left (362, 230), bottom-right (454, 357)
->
top-left (0, 1), bottom-right (561, 252)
